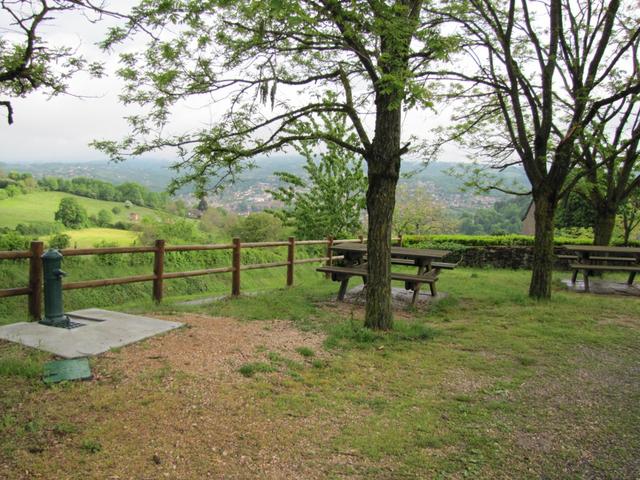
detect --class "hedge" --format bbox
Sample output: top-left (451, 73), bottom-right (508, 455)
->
top-left (402, 234), bottom-right (640, 248)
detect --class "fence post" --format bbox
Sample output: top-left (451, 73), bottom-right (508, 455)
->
top-left (232, 237), bottom-right (241, 296)
top-left (28, 241), bottom-right (44, 321)
top-left (153, 239), bottom-right (165, 304)
top-left (398, 234), bottom-right (403, 247)
top-left (325, 236), bottom-right (334, 278)
top-left (287, 236), bottom-right (295, 286)
top-left (359, 235), bottom-right (364, 244)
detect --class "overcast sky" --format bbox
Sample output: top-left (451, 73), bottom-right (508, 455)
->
top-left (0, 4), bottom-right (464, 165)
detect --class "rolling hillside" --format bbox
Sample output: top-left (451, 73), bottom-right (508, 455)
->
top-left (0, 191), bottom-right (175, 229)
top-left (42, 228), bottom-right (141, 248)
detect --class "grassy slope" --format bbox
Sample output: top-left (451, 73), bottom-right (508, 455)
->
top-left (0, 268), bottom-right (639, 478)
top-left (52, 228), bottom-right (140, 248)
top-left (0, 191), bottom-right (173, 228)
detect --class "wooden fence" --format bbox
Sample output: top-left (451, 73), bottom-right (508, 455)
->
top-left (0, 235), bottom-right (402, 321)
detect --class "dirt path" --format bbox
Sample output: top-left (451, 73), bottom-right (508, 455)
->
top-left (1, 314), bottom-right (346, 480)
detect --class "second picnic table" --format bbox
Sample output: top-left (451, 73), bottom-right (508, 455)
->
top-left (317, 243), bottom-right (453, 304)
top-left (563, 245), bottom-right (640, 292)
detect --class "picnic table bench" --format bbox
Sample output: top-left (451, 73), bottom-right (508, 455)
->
top-left (317, 243), bottom-right (452, 304)
top-left (563, 245), bottom-right (640, 292)
top-left (557, 253), bottom-right (637, 262)
top-left (391, 257), bottom-right (460, 270)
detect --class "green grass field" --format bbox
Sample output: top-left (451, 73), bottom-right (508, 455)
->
top-left (0, 191), bottom-right (173, 228)
top-left (0, 268), bottom-right (638, 479)
top-left (47, 228), bottom-right (140, 248)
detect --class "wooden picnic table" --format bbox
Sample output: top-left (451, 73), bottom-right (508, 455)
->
top-left (332, 243), bottom-right (451, 273)
top-left (563, 245), bottom-right (640, 292)
top-left (317, 243), bottom-right (452, 304)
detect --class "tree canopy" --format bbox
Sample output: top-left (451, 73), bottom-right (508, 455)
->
top-left (268, 112), bottom-right (367, 240)
top-left (54, 197), bottom-right (88, 229)
top-left (0, 0), bottom-right (106, 124)
top-left (94, 0), bottom-right (457, 329)
top-left (574, 86), bottom-right (640, 245)
top-left (434, 0), bottom-right (640, 298)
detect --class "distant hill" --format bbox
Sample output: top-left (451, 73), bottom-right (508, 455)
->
top-left (0, 191), bottom-right (175, 229)
top-left (0, 158), bottom-right (176, 193)
top-left (1, 155), bottom-right (530, 212)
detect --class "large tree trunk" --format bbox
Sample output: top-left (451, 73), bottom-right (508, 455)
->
top-left (365, 169), bottom-right (398, 330)
top-left (529, 193), bottom-right (556, 299)
top-left (365, 95), bottom-right (402, 330)
top-left (593, 206), bottom-right (617, 246)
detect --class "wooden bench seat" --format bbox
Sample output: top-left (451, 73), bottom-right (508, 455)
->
top-left (569, 263), bottom-right (640, 272)
top-left (390, 258), bottom-right (459, 270)
top-left (588, 256), bottom-right (637, 262)
top-left (559, 254), bottom-right (635, 262)
top-left (432, 261), bottom-right (459, 270)
top-left (316, 265), bottom-right (367, 279)
top-left (391, 258), bottom-right (417, 266)
top-left (316, 265), bottom-right (439, 303)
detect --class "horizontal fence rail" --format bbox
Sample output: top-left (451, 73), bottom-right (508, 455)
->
top-left (0, 235), bottom-right (402, 321)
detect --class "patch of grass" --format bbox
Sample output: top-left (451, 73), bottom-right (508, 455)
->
top-left (0, 349), bottom-right (46, 379)
top-left (238, 362), bottom-right (276, 378)
top-left (212, 288), bottom-right (332, 325)
top-left (139, 364), bottom-right (172, 384)
top-left (311, 359), bottom-right (328, 369)
top-left (287, 371), bottom-right (304, 382)
top-left (23, 419), bottom-right (41, 433)
top-left (53, 422), bottom-right (80, 437)
top-left (0, 414), bottom-right (16, 430)
top-left (295, 346), bottom-right (315, 358)
top-left (80, 439), bottom-right (102, 453)
top-left (325, 318), bottom-right (436, 350)
top-left (267, 351), bottom-right (284, 364)
top-left (517, 355), bottom-right (536, 366)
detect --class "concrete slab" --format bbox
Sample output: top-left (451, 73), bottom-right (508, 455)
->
top-left (0, 309), bottom-right (183, 359)
top-left (339, 284), bottom-right (446, 308)
top-left (562, 279), bottom-right (640, 296)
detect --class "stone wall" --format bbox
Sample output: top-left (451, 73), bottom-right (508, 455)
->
top-left (439, 246), bottom-right (575, 270)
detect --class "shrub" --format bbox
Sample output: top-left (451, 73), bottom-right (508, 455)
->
top-left (49, 233), bottom-right (71, 249)
top-left (96, 209), bottom-right (113, 227)
top-left (402, 234), bottom-right (597, 247)
top-left (113, 221), bottom-right (133, 230)
top-left (0, 232), bottom-right (29, 250)
top-left (93, 241), bottom-right (125, 265)
top-left (230, 212), bottom-right (286, 242)
top-left (14, 222), bottom-right (64, 236)
top-left (54, 197), bottom-right (88, 229)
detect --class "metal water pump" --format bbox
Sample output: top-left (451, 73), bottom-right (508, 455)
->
top-left (40, 248), bottom-right (70, 328)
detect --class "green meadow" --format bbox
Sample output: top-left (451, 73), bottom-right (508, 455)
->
top-left (0, 191), bottom-right (171, 228)
top-left (42, 228), bottom-right (140, 248)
